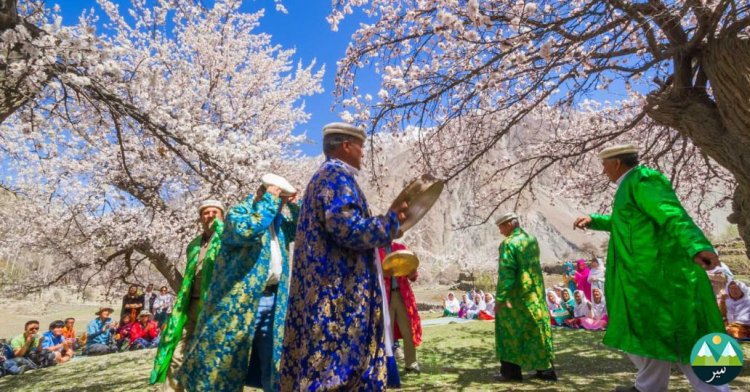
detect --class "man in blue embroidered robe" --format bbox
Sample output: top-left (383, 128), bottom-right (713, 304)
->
top-left (176, 179), bottom-right (300, 392)
top-left (280, 122), bottom-right (408, 391)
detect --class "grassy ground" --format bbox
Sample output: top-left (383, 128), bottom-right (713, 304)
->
top-left (3, 321), bottom-right (749, 392)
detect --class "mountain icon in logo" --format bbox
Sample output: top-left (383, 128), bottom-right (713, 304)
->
top-left (716, 341), bottom-right (742, 367)
top-left (690, 333), bottom-right (743, 385)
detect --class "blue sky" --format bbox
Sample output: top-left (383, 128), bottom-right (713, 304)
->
top-left (60, 1), bottom-right (373, 156)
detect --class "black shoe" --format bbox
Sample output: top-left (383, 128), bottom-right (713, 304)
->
top-left (405, 364), bottom-right (421, 374)
top-left (535, 369), bottom-right (558, 381)
top-left (493, 373), bottom-right (523, 382)
top-left (614, 386), bottom-right (640, 392)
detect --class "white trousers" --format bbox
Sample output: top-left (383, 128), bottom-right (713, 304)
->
top-left (627, 354), bottom-right (731, 392)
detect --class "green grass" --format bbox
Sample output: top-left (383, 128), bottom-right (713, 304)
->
top-left (2, 321), bottom-right (750, 391)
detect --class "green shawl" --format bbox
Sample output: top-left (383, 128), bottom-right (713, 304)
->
top-left (149, 218), bottom-right (223, 384)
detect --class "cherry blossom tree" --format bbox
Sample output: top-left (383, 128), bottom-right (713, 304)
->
top-left (0, 0), bottom-right (322, 292)
top-left (331, 0), bottom-right (750, 252)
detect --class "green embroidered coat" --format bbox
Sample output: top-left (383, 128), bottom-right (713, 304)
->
top-left (589, 165), bottom-right (724, 363)
top-left (149, 218), bottom-right (224, 384)
top-left (495, 227), bottom-right (554, 370)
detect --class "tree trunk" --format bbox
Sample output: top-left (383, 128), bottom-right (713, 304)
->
top-left (647, 35), bottom-right (750, 257)
top-left (134, 243), bottom-right (183, 292)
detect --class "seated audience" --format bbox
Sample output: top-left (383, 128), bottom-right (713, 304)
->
top-left (115, 314), bottom-right (135, 351)
top-left (86, 307), bottom-right (118, 356)
top-left (1, 340), bottom-right (30, 376)
top-left (546, 289), bottom-right (569, 326)
top-left (466, 292), bottom-right (486, 319)
top-left (10, 320), bottom-right (55, 368)
top-left (152, 286), bottom-right (174, 329)
top-left (129, 310), bottom-right (160, 350)
top-left (458, 293), bottom-right (475, 319)
top-left (725, 280), bottom-right (750, 339)
top-left (560, 288), bottom-right (575, 317)
top-left (564, 290), bottom-right (591, 328)
top-left (62, 318), bottom-right (81, 351)
top-left (478, 293), bottom-right (495, 320)
top-left (41, 320), bottom-right (74, 364)
top-left (580, 287), bottom-right (608, 330)
top-left (443, 292), bottom-right (461, 317)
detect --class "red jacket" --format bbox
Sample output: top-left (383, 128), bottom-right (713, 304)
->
top-left (379, 242), bottom-right (423, 347)
top-left (129, 320), bottom-right (159, 344)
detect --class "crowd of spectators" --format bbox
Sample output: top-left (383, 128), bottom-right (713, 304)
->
top-left (0, 283), bottom-right (174, 378)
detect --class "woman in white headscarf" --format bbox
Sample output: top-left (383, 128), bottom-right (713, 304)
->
top-left (458, 293), bottom-right (475, 319)
top-left (564, 290), bottom-right (591, 328)
top-left (479, 293), bottom-right (496, 320)
top-left (725, 280), bottom-right (750, 339)
top-left (546, 289), bottom-right (568, 326)
top-left (581, 287), bottom-right (608, 330)
top-left (467, 292), bottom-right (486, 319)
top-left (587, 258), bottom-right (606, 296)
top-left (443, 292), bottom-right (461, 317)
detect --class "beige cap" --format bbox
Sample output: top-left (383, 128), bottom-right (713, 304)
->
top-left (495, 212), bottom-right (518, 226)
top-left (261, 173), bottom-right (296, 196)
top-left (598, 144), bottom-right (638, 159)
top-left (138, 310), bottom-right (152, 318)
top-left (198, 199), bottom-right (225, 214)
top-left (323, 122), bottom-right (366, 142)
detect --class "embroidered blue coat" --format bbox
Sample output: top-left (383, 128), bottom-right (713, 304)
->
top-left (176, 192), bottom-right (299, 391)
top-left (279, 159), bottom-right (400, 391)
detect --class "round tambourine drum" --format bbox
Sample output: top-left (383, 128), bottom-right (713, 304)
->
top-left (391, 174), bottom-right (444, 236)
top-left (382, 250), bottom-right (420, 277)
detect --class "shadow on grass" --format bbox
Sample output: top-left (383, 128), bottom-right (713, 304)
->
top-left (401, 322), bottom-right (750, 391)
top-left (3, 323), bottom-right (750, 392)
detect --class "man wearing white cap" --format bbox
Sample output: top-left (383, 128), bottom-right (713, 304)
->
top-left (280, 122), bottom-right (408, 390)
top-left (151, 199), bottom-right (225, 391)
top-left (573, 145), bottom-right (727, 392)
top-left (177, 175), bottom-right (300, 392)
top-left (493, 212), bottom-right (556, 383)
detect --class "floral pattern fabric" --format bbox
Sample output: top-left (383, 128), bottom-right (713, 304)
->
top-left (176, 192), bottom-right (298, 392)
top-left (495, 227), bottom-right (554, 370)
top-left (280, 159), bottom-right (400, 391)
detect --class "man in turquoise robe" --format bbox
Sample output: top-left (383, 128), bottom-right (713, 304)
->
top-left (176, 181), bottom-right (299, 392)
top-left (279, 122), bottom-right (408, 391)
top-left (574, 144), bottom-right (728, 392)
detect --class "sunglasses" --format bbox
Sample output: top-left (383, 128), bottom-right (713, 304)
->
top-left (28, 327), bottom-right (39, 331)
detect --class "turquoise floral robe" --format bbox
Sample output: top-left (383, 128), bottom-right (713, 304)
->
top-left (150, 218), bottom-right (223, 384)
top-left (589, 165), bottom-right (723, 363)
top-left (279, 159), bottom-right (401, 391)
top-left (176, 192), bottom-right (299, 391)
top-left (495, 227), bottom-right (555, 370)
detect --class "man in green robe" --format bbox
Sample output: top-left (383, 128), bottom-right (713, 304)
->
top-left (574, 144), bottom-right (728, 392)
top-left (493, 212), bottom-right (556, 383)
top-left (149, 199), bottom-right (225, 391)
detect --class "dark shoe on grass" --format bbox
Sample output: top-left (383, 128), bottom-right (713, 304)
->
top-left (493, 373), bottom-right (523, 382)
top-left (535, 369), bottom-right (558, 381)
top-left (614, 386), bottom-right (640, 392)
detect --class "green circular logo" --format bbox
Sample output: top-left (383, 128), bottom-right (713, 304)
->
top-left (690, 333), bottom-right (743, 385)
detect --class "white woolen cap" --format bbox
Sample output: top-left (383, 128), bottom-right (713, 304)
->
top-left (598, 144), bottom-right (639, 159)
top-left (261, 173), bottom-right (297, 195)
top-left (495, 212), bottom-right (518, 226)
top-left (322, 122), bottom-right (367, 142)
top-left (198, 199), bottom-right (225, 214)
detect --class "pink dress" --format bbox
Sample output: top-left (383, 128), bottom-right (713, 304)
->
top-left (574, 259), bottom-right (592, 301)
